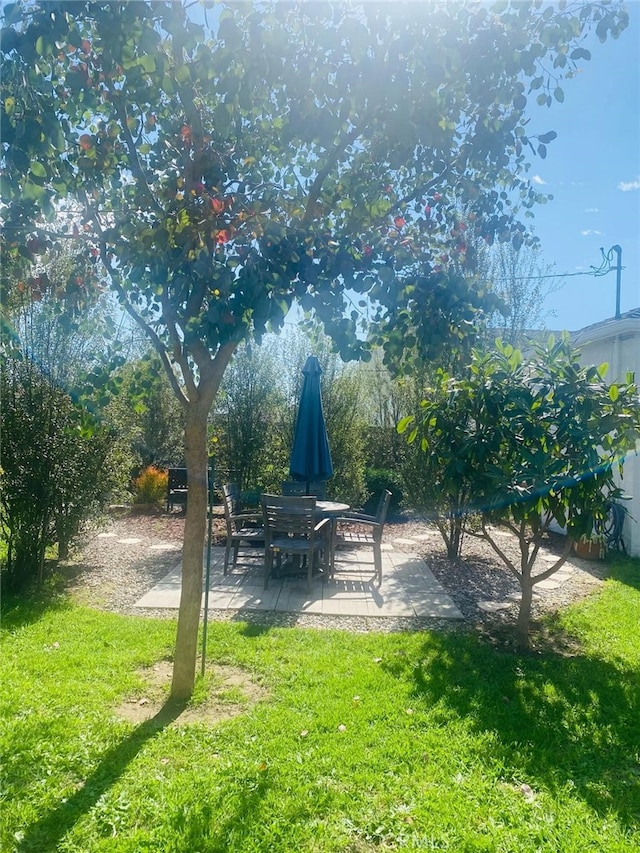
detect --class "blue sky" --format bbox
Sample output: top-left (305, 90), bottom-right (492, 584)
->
top-left (524, 0), bottom-right (640, 331)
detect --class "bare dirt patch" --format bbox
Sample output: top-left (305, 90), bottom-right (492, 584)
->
top-left (116, 659), bottom-right (269, 726)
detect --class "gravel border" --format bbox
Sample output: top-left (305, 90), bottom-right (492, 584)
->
top-left (62, 509), bottom-right (609, 636)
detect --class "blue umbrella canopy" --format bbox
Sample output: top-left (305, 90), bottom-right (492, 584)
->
top-left (289, 356), bottom-right (333, 489)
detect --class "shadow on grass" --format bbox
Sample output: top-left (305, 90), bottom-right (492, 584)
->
top-left (606, 553), bottom-right (640, 591)
top-left (384, 630), bottom-right (640, 829)
top-left (16, 699), bottom-right (187, 853)
top-left (1, 571), bottom-right (74, 631)
top-left (163, 769), bottom-right (272, 851)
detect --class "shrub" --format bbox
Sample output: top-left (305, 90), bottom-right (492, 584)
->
top-left (363, 468), bottom-right (403, 513)
top-left (133, 466), bottom-right (168, 506)
top-left (1, 357), bottom-right (117, 588)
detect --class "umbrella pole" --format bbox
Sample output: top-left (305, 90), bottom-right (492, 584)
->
top-left (201, 456), bottom-right (214, 677)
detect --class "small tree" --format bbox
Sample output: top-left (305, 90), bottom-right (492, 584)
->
top-left (104, 353), bottom-right (186, 474)
top-left (400, 337), bottom-right (640, 645)
top-left (0, 356), bottom-right (116, 586)
top-left (400, 365), bottom-right (487, 558)
top-left (212, 342), bottom-right (286, 492)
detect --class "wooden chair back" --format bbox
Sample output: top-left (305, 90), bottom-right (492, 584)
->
top-left (281, 481), bottom-right (327, 499)
top-left (262, 494), bottom-right (317, 538)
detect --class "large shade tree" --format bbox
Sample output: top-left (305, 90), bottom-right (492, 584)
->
top-left (1, 0), bottom-right (628, 697)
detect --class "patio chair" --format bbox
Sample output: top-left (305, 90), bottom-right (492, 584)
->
top-left (261, 494), bottom-right (331, 592)
top-left (166, 467), bottom-right (188, 512)
top-left (281, 481), bottom-right (327, 499)
top-left (222, 483), bottom-right (264, 575)
top-left (330, 490), bottom-right (392, 585)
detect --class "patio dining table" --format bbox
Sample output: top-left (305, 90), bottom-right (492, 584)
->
top-left (315, 500), bottom-right (350, 517)
top-left (315, 501), bottom-right (350, 573)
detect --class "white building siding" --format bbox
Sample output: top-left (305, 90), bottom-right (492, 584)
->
top-left (572, 310), bottom-right (640, 557)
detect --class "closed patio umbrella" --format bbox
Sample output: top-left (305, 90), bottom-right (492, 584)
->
top-left (289, 356), bottom-right (333, 492)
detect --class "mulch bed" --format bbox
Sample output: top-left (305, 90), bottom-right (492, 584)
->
top-left (61, 507), bottom-right (609, 645)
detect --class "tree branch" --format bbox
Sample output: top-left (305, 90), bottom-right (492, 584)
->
top-left (107, 86), bottom-right (164, 217)
top-left (302, 123), bottom-right (363, 225)
top-left (100, 250), bottom-right (189, 406)
top-left (480, 518), bottom-right (521, 580)
top-left (531, 536), bottom-right (573, 584)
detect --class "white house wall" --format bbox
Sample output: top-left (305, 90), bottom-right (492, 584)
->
top-left (572, 311), bottom-right (640, 557)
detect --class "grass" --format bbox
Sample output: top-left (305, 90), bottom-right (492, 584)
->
top-left (1, 559), bottom-right (639, 852)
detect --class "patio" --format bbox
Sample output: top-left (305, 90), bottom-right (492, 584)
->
top-left (134, 541), bottom-right (464, 619)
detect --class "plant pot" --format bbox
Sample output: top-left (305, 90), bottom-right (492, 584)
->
top-left (572, 539), bottom-right (606, 560)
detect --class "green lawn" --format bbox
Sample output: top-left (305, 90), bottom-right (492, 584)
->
top-left (2, 558), bottom-right (639, 852)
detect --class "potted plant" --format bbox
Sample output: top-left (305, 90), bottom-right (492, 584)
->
top-left (572, 532), bottom-right (606, 560)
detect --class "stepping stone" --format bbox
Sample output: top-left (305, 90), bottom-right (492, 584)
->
top-left (507, 589), bottom-right (545, 599)
top-left (117, 537), bottom-right (142, 545)
top-left (97, 532), bottom-right (116, 538)
top-left (551, 571), bottom-right (573, 582)
top-left (149, 543), bottom-right (180, 551)
top-left (535, 579), bottom-right (561, 590)
top-left (392, 537), bottom-right (419, 546)
top-left (478, 600), bottom-right (512, 612)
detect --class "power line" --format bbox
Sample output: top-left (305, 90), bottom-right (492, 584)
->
top-left (484, 266), bottom-right (623, 283)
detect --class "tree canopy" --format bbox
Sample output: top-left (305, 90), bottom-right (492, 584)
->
top-left (2, 0), bottom-right (629, 370)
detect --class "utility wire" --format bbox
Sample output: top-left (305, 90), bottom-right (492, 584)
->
top-left (488, 266), bottom-right (623, 282)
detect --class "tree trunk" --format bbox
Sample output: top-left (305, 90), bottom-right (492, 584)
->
top-left (170, 402), bottom-right (210, 701)
top-left (516, 580), bottom-right (533, 648)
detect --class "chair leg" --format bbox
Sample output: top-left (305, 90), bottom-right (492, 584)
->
top-left (306, 549), bottom-right (315, 594)
top-left (374, 542), bottom-right (382, 586)
top-left (264, 548), bottom-right (272, 589)
top-left (328, 520), bottom-right (336, 580)
top-left (224, 540), bottom-right (231, 575)
top-left (232, 542), bottom-right (240, 566)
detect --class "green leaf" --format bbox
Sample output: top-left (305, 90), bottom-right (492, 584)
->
top-left (609, 384), bottom-right (619, 402)
top-left (139, 55), bottom-right (156, 74)
top-left (570, 47), bottom-right (591, 61)
top-left (397, 415), bottom-right (414, 435)
top-left (29, 162), bottom-right (47, 179)
top-left (554, 87), bottom-right (564, 103)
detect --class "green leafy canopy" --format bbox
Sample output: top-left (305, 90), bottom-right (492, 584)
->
top-left (1, 0), bottom-right (629, 375)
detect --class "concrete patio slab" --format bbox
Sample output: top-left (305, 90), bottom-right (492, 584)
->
top-left (134, 545), bottom-right (464, 620)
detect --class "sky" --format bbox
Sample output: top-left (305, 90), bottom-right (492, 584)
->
top-left (523, 0), bottom-right (640, 331)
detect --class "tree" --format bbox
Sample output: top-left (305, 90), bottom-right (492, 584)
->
top-left (0, 354), bottom-right (117, 586)
top-left (212, 341), bottom-right (286, 491)
top-left (0, 246), bottom-right (130, 580)
top-left (480, 239), bottom-right (564, 345)
top-left (1, 0), bottom-right (629, 697)
top-left (399, 336), bottom-right (640, 646)
top-left (104, 352), bottom-right (187, 475)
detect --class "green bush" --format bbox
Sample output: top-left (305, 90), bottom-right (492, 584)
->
top-left (363, 468), bottom-right (403, 513)
top-left (1, 357), bottom-right (116, 588)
